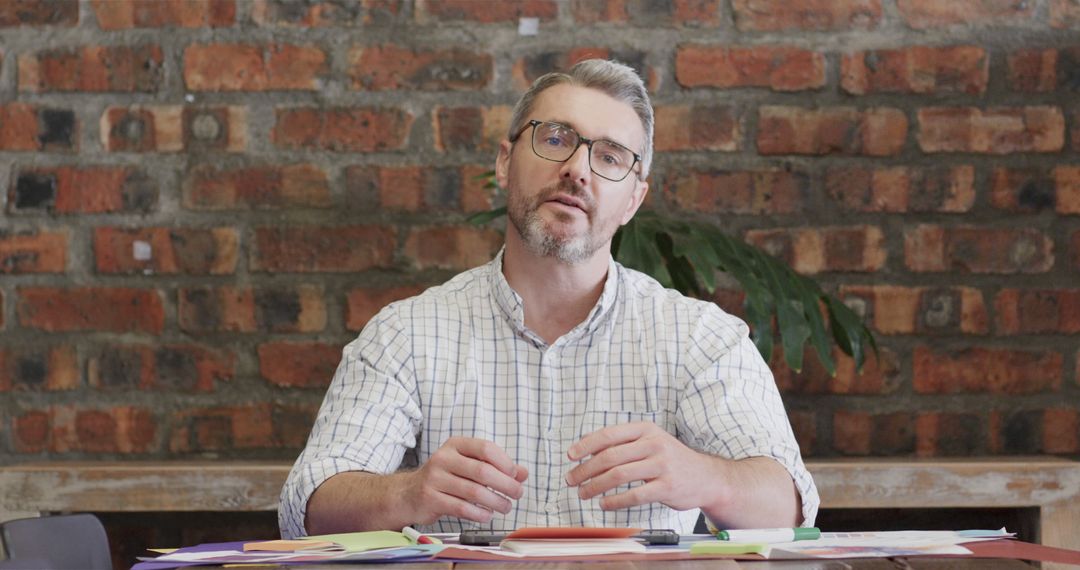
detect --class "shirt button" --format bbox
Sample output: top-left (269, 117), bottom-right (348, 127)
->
top-left (546, 503), bottom-right (557, 514)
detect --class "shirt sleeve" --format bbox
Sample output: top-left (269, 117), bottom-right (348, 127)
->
top-left (674, 310), bottom-right (820, 528)
top-left (278, 306), bottom-right (422, 538)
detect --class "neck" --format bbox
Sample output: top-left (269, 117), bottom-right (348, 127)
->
top-left (502, 231), bottom-right (610, 345)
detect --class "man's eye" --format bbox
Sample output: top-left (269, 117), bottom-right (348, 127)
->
top-left (545, 135), bottom-right (571, 147)
top-left (598, 151), bottom-right (623, 166)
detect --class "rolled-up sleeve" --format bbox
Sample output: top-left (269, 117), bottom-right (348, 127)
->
top-left (278, 308), bottom-right (421, 538)
top-left (675, 312), bottom-right (820, 527)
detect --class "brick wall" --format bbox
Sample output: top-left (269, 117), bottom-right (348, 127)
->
top-left (0, 0), bottom-right (1077, 463)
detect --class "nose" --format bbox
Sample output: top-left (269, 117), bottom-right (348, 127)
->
top-left (559, 143), bottom-right (591, 186)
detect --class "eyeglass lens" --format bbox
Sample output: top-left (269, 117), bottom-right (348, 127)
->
top-left (531, 122), bottom-right (635, 182)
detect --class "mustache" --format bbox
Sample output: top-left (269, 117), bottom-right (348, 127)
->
top-left (537, 179), bottom-right (594, 212)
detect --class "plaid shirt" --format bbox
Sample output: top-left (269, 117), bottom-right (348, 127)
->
top-left (279, 250), bottom-right (819, 538)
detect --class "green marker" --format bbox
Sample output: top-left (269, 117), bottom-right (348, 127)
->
top-left (716, 527), bottom-right (820, 543)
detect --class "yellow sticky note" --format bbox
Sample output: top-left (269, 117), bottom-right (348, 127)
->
top-left (304, 530), bottom-right (410, 552)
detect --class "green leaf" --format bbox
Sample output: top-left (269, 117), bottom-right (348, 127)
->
top-left (465, 206), bottom-right (507, 226)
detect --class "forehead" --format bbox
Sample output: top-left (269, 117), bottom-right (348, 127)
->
top-left (529, 84), bottom-right (645, 150)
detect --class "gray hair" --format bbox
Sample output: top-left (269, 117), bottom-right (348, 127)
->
top-left (507, 59), bottom-right (654, 179)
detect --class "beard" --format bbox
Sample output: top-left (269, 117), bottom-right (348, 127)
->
top-left (507, 178), bottom-right (614, 265)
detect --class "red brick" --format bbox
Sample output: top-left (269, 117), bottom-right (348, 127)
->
top-left (915, 412), bottom-right (984, 456)
top-left (103, 106), bottom-right (248, 152)
top-left (511, 49), bottom-right (660, 93)
top-left (92, 0), bottom-right (235, 29)
top-left (19, 45), bottom-right (163, 92)
top-left (757, 106), bottom-right (907, 156)
top-left (673, 0), bottom-right (722, 26)
top-left (94, 227), bottom-right (238, 275)
top-left (258, 341), bottom-right (342, 388)
top-left (459, 164), bottom-right (500, 213)
top-left (0, 346), bottom-right (78, 391)
top-left (1074, 230), bottom-right (1080, 270)
top-left (654, 105), bottom-right (739, 152)
top-left (1057, 166), bottom-right (1080, 214)
top-left (841, 46), bottom-right (987, 95)
top-left (833, 411), bottom-right (914, 456)
top-left (252, 226), bottom-right (396, 272)
top-left (745, 226), bottom-right (886, 274)
top-left (1044, 409), bottom-right (1080, 454)
top-left (989, 168), bottom-right (1056, 213)
top-left (13, 411), bottom-right (50, 453)
top-left (404, 226), bottom-right (503, 271)
top-left (1073, 111), bottom-right (1080, 153)
top-left (0, 230), bottom-right (66, 273)
top-left (169, 403), bottom-right (275, 452)
top-left (1051, 0), bottom-right (1080, 27)
top-left (826, 166), bottom-right (974, 213)
top-left (87, 344), bottom-right (233, 392)
top-left (917, 106), bottom-right (1064, 153)
top-left (178, 286), bottom-right (327, 333)
top-left (571, 0), bottom-right (630, 22)
top-left (346, 285), bottom-right (427, 331)
top-left (774, 346), bottom-right (900, 395)
top-left (273, 107), bottom-right (413, 152)
top-left (183, 164), bottom-right (329, 210)
top-left (349, 45), bottom-right (491, 91)
top-left (667, 169), bottom-right (805, 215)
top-left (432, 106), bottom-right (511, 152)
top-left (1007, 49), bottom-right (1058, 92)
top-left (0, 104), bottom-right (76, 151)
top-left (914, 346), bottom-right (1062, 394)
top-left (833, 410), bottom-right (871, 455)
top-left (904, 225), bottom-right (1053, 274)
top-left (897, 0), bottom-right (1033, 28)
top-left (416, 0), bottom-right (557, 23)
top-left (184, 43), bottom-right (326, 91)
top-left (840, 285), bottom-right (988, 335)
top-left (994, 289), bottom-right (1080, 334)
top-left (274, 404), bottom-right (320, 448)
top-left (676, 45), bottom-right (825, 91)
top-left (990, 410), bottom-right (1048, 454)
top-left (17, 287), bottom-right (164, 333)
top-left (731, 0), bottom-right (881, 30)
top-left (251, 0), bottom-right (402, 26)
top-left (24, 406), bottom-right (157, 453)
top-left (0, 0), bottom-right (78, 27)
top-left (10, 166), bottom-right (156, 214)
top-left (572, 0), bottom-right (721, 26)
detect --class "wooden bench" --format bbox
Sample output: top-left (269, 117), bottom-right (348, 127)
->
top-left (1, 457), bottom-right (1077, 550)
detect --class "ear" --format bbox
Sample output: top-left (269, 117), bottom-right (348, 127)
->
top-left (495, 139), bottom-right (513, 191)
top-left (619, 179), bottom-right (649, 225)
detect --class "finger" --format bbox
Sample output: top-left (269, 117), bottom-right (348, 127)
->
top-left (565, 439), bottom-right (650, 486)
top-left (513, 464), bottom-right (529, 483)
top-left (453, 438), bottom-right (518, 476)
top-left (447, 450), bottom-right (525, 500)
top-left (577, 458), bottom-right (659, 501)
top-left (435, 470), bottom-right (515, 514)
top-left (568, 421), bottom-right (652, 461)
top-left (431, 489), bottom-right (497, 523)
top-left (597, 481), bottom-right (662, 511)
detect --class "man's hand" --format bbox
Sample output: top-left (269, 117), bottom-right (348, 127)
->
top-left (402, 437), bottom-right (529, 524)
top-left (564, 421), bottom-right (722, 511)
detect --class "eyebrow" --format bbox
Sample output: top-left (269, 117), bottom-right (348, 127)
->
top-left (545, 118), bottom-right (635, 150)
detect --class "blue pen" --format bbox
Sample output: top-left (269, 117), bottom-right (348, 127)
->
top-left (717, 527), bottom-right (820, 543)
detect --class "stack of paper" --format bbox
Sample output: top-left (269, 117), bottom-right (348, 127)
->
top-left (499, 527), bottom-right (646, 556)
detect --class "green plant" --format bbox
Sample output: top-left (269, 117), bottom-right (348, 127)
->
top-left (467, 175), bottom-right (876, 375)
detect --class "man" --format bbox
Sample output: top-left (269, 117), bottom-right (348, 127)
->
top-left (279, 59), bottom-right (818, 538)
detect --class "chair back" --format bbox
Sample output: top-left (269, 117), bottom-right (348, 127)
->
top-left (0, 514), bottom-right (112, 570)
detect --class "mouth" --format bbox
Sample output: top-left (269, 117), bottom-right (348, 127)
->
top-left (546, 193), bottom-right (588, 213)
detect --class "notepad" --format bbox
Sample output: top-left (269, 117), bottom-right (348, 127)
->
top-left (243, 539), bottom-right (341, 552)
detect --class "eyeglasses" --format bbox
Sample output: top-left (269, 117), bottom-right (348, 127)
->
top-left (511, 120), bottom-right (642, 182)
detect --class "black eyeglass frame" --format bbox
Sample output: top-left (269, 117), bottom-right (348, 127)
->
top-left (510, 119), bottom-right (643, 182)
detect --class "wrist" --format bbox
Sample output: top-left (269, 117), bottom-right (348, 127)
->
top-left (699, 454), bottom-right (736, 522)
